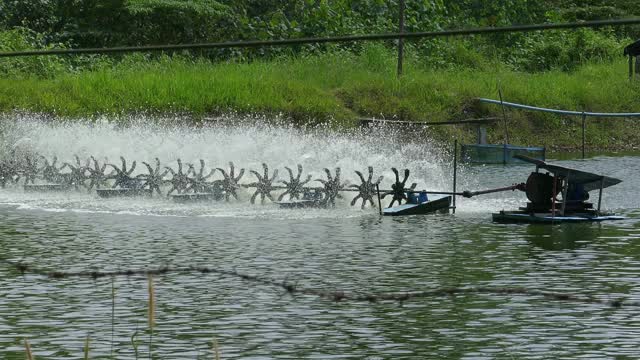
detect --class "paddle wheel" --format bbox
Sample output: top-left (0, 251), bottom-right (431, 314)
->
top-left (350, 166), bottom-right (383, 209)
top-left (63, 155), bottom-right (90, 190)
top-left (381, 168), bottom-right (417, 207)
top-left (316, 167), bottom-right (348, 207)
top-left (0, 153), bottom-right (461, 216)
top-left (216, 162), bottom-right (244, 201)
top-left (86, 156), bottom-right (111, 191)
top-left (164, 159), bottom-right (190, 195)
top-left (138, 158), bottom-right (168, 196)
top-left (278, 165), bottom-right (311, 201)
top-left (246, 163), bottom-right (278, 204)
top-left (185, 159), bottom-right (216, 194)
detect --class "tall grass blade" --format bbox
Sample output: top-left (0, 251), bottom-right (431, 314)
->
top-left (212, 338), bottom-right (221, 360)
top-left (83, 335), bottom-right (90, 360)
top-left (147, 274), bottom-right (155, 360)
top-left (24, 338), bottom-right (34, 360)
top-left (147, 274), bottom-right (155, 329)
top-left (111, 276), bottom-right (116, 358)
top-left (131, 329), bottom-right (140, 360)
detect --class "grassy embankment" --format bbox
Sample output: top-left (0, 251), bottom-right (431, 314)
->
top-left (1, 50), bottom-right (639, 150)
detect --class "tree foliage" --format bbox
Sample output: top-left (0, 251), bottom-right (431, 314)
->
top-left (0, 0), bottom-right (637, 72)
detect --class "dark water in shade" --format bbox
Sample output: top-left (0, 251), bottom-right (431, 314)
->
top-left (1, 119), bottom-right (640, 359)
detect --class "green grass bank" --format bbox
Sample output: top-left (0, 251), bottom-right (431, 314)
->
top-left (1, 50), bottom-right (640, 151)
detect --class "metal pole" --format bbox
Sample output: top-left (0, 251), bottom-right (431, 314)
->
top-left (551, 174), bottom-right (557, 218)
top-left (597, 177), bottom-right (604, 214)
top-left (376, 184), bottom-right (383, 215)
top-left (498, 87), bottom-right (510, 145)
top-left (561, 171), bottom-right (570, 216)
top-left (503, 143), bottom-right (507, 165)
top-left (397, 0), bottom-right (405, 77)
top-left (581, 112), bottom-right (586, 159)
top-left (453, 139), bottom-right (458, 214)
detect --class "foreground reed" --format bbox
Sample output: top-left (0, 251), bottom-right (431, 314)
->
top-left (212, 338), bottom-right (221, 360)
top-left (148, 274), bottom-right (155, 359)
top-left (24, 338), bottom-right (34, 360)
top-left (84, 335), bottom-right (90, 360)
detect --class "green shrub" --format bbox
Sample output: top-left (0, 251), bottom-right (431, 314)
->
top-left (505, 29), bottom-right (624, 71)
top-left (125, 0), bottom-right (236, 44)
top-left (0, 28), bottom-right (67, 78)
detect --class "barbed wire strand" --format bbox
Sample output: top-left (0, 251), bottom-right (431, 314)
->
top-left (3, 260), bottom-right (634, 308)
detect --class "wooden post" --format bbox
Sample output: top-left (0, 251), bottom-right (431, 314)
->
top-left (581, 112), bottom-right (586, 159)
top-left (397, 0), bottom-right (405, 77)
top-left (452, 139), bottom-right (457, 214)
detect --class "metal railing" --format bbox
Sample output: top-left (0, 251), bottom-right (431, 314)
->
top-left (478, 98), bottom-right (640, 158)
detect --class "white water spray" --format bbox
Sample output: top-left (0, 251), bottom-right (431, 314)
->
top-left (0, 113), bottom-right (481, 217)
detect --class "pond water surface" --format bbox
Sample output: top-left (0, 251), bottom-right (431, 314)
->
top-left (1, 118), bottom-right (640, 359)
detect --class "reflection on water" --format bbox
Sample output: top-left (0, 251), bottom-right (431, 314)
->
top-left (524, 223), bottom-right (601, 250)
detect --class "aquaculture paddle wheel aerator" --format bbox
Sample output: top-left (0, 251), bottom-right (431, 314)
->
top-left (0, 155), bottom-right (434, 209)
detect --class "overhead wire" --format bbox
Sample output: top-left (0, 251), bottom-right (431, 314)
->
top-left (0, 18), bottom-right (638, 58)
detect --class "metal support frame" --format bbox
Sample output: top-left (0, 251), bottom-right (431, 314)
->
top-left (551, 174), bottom-right (557, 218)
top-left (560, 171), bottom-right (570, 216)
top-left (597, 177), bottom-right (605, 214)
top-left (478, 98), bottom-right (640, 118)
top-left (479, 98), bottom-right (640, 160)
top-left (453, 140), bottom-right (458, 214)
top-left (376, 184), bottom-right (382, 215)
top-left (581, 113), bottom-right (586, 159)
top-left (502, 144), bottom-right (508, 165)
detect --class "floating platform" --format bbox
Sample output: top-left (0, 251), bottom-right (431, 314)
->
top-left (461, 144), bottom-right (545, 164)
top-left (488, 155), bottom-right (625, 224)
top-left (96, 188), bottom-right (153, 198)
top-left (383, 196), bottom-right (451, 216)
top-left (24, 184), bottom-right (70, 192)
top-left (171, 193), bottom-right (223, 203)
top-left (492, 211), bottom-right (625, 224)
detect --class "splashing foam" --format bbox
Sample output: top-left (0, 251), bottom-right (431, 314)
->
top-left (2, 113), bottom-right (454, 188)
top-left (0, 113), bottom-right (489, 217)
